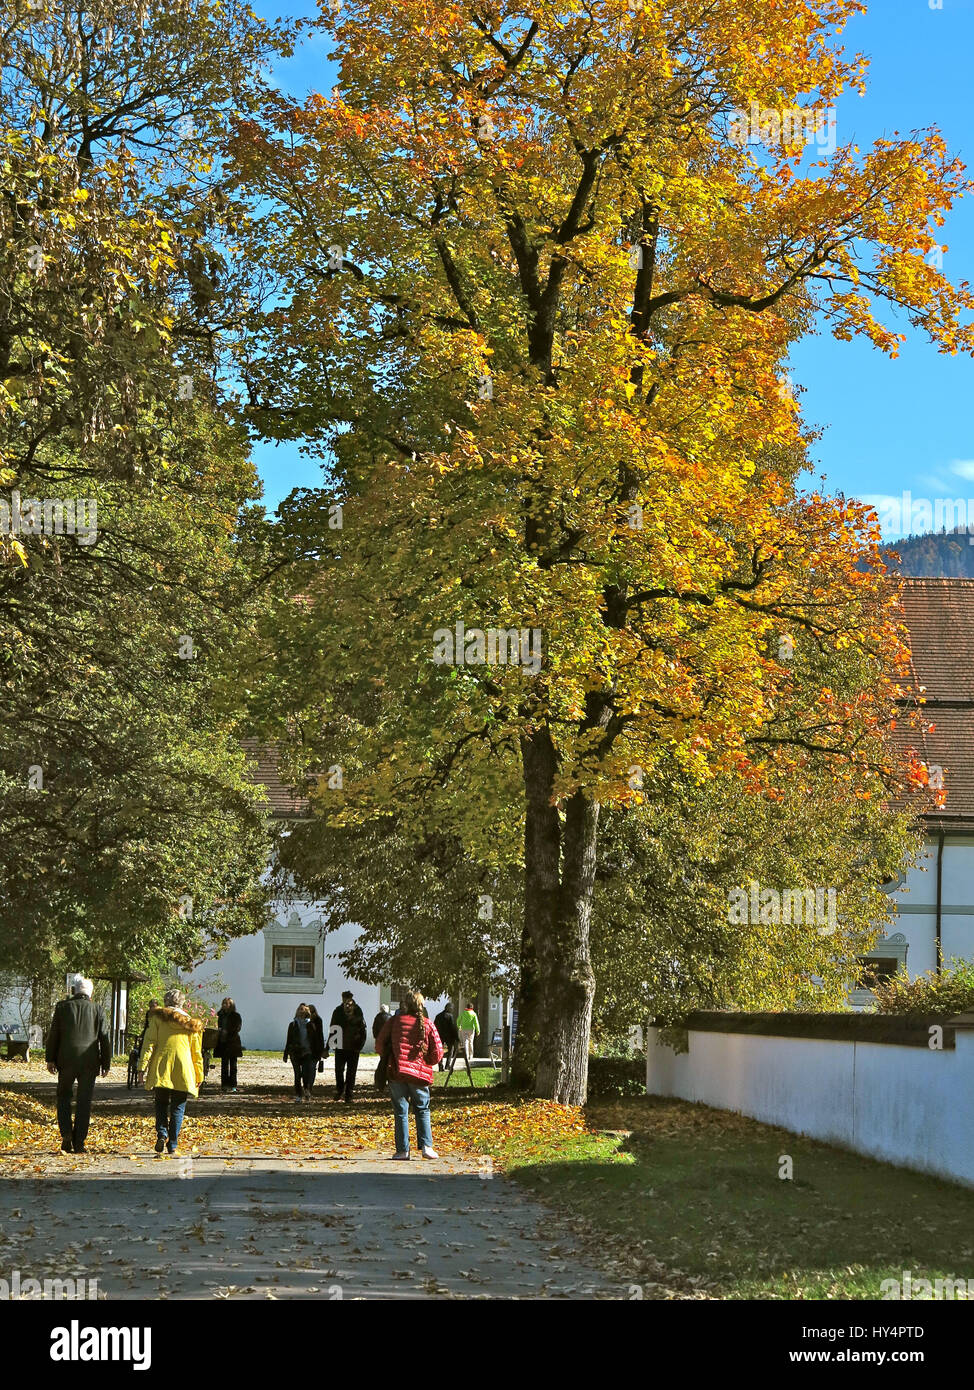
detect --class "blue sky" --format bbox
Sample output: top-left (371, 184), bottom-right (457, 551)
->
top-left (251, 0), bottom-right (974, 540)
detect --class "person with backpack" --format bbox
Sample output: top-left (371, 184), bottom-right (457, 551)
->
top-left (433, 1003), bottom-right (459, 1072)
top-left (215, 997), bottom-right (243, 1092)
top-left (375, 989), bottom-right (444, 1159)
top-left (45, 975), bottom-right (111, 1154)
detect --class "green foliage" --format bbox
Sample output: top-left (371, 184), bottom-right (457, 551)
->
top-left (585, 1056), bottom-right (646, 1099)
top-left (590, 763), bottom-right (919, 1032)
top-left (0, 0), bottom-right (288, 977)
top-left (873, 957), bottom-right (974, 1017)
top-left (592, 1035), bottom-right (643, 1060)
top-left (273, 816), bottom-right (521, 999)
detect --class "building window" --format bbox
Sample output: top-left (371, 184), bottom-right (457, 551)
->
top-left (273, 945), bottom-right (314, 979)
top-left (856, 956), bottom-right (898, 992)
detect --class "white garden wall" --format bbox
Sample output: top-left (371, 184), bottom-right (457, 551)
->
top-left (646, 1020), bottom-right (974, 1188)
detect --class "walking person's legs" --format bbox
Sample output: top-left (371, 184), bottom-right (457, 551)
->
top-left (387, 1080), bottom-right (410, 1155)
top-left (409, 1083), bottom-right (434, 1155)
top-left (302, 1054), bottom-right (316, 1096)
top-left (72, 1068), bottom-right (97, 1151)
top-left (342, 1050), bottom-right (359, 1102)
top-left (334, 1049), bottom-right (347, 1098)
top-left (167, 1091), bottom-right (189, 1153)
top-left (154, 1087), bottom-right (171, 1152)
top-left (228, 1056), bottom-right (237, 1089)
top-left (459, 1028), bottom-right (475, 1082)
top-left (55, 1069), bottom-right (75, 1150)
top-left (291, 1060), bottom-right (304, 1098)
top-left (221, 1055), bottom-right (231, 1088)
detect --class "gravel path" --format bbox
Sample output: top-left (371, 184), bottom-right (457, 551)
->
top-left (0, 1155), bottom-right (629, 1300)
top-left (0, 1064), bottom-right (630, 1300)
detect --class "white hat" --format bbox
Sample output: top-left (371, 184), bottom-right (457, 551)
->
top-left (70, 975), bottom-right (93, 997)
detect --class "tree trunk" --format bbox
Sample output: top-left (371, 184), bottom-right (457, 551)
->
top-left (510, 913), bottom-right (541, 1089)
top-left (520, 730), bottom-right (599, 1104)
top-left (516, 729), bottom-right (560, 1087)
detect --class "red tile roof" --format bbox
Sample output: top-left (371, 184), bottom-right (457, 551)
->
top-left (896, 578), bottom-right (974, 824)
top-left (241, 739), bottom-right (310, 819)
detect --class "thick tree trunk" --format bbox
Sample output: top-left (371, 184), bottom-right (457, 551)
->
top-left (510, 915), bottom-right (541, 1090)
top-left (520, 730), bottom-right (599, 1105)
top-left (516, 729), bottom-right (560, 1088)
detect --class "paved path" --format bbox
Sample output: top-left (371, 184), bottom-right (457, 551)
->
top-left (0, 1154), bottom-right (628, 1300)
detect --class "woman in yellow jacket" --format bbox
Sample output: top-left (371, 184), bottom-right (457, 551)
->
top-left (142, 989), bottom-right (204, 1156)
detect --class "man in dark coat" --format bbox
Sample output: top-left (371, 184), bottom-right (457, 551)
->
top-left (327, 991), bottom-right (367, 1103)
top-left (45, 976), bottom-right (111, 1153)
top-left (433, 1003), bottom-right (460, 1072)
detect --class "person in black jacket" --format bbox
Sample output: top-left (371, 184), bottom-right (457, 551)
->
top-left (308, 1005), bottom-right (325, 1066)
top-left (283, 1003), bottom-right (320, 1101)
top-left (129, 999), bottom-right (159, 1086)
top-left (433, 1004), bottom-right (460, 1072)
top-left (327, 991), bottom-right (367, 1103)
top-left (215, 997), bottom-right (243, 1092)
top-left (372, 1005), bottom-right (391, 1042)
top-left (45, 976), bottom-right (111, 1154)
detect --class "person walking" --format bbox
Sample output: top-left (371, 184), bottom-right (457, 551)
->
top-left (375, 989), bottom-right (443, 1160)
top-left (284, 1003), bottom-right (319, 1101)
top-left (141, 990), bottom-right (204, 1156)
top-left (45, 975), bottom-right (111, 1154)
top-left (215, 997), bottom-right (243, 1092)
top-left (308, 1004), bottom-right (325, 1083)
top-left (131, 998), bottom-right (158, 1087)
top-left (372, 1004), bottom-right (392, 1090)
top-left (457, 1001), bottom-right (480, 1064)
top-left (372, 1004), bottom-right (391, 1043)
top-left (433, 1003), bottom-right (459, 1073)
top-left (327, 991), bottom-right (367, 1104)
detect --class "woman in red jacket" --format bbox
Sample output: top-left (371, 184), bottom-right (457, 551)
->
top-left (376, 989), bottom-right (443, 1159)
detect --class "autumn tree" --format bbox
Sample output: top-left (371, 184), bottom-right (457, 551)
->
top-left (0, 0), bottom-right (290, 977)
top-left (233, 0), bottom-right (970, 1101)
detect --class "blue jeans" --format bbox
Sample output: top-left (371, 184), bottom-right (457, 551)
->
top-left (154, 1087), bottom-right (189, 1152)
top-left (388, 1079), bottom-right (432, 1154)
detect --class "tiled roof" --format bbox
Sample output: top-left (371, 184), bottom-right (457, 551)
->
top-left (898, 578), bottom-right (974, 704)
top-left (241, 739), bottom-right (310, 819)
top-left (896, 578), bottom-right (974, 824)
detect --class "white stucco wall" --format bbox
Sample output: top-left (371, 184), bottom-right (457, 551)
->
top-left (647, 1023), bottom-right (974, 1188)
top-left (883, 835), bottom-right (974, 978)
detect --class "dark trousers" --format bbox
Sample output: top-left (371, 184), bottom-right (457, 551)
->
top-left (153, 1087), bottom-right (189, 1151)
top-left (335, 1049), bottom-right (360, 1099)
top-left (56, 1066), bottom-right (97, 1149)
top-left (220, 1055), bottom-right (237, 1088)
top-left (292, 1054), bottom-right (316, 1094)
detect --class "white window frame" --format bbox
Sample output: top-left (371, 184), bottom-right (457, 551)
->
top-left (261, 912), bottom-right (326, 995)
